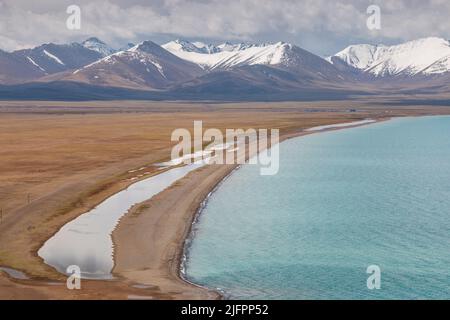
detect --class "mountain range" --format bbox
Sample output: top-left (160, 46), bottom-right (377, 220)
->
top-left (327, 37), bottom-right (450, 78)
top-left (1, 36), bottom-right (450, 100)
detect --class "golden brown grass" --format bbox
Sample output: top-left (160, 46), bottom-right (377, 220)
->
top-left (0, 99), bottom-right (449, 282)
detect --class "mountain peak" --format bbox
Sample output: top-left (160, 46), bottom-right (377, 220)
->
top-left (130, 40), bottom-right (166, 54)
top-left (329, 36), bottom-right (450, 77)
top-left (82, 37), bottom-right (105, 45)
top-left (82, 37), bottom-right (115, 57)
top-left (330, 43), bottom-right (382, 70)
top-left (162, 40), bottom-right (216, 54)
top-left (162, 39), bottom-right (303, 70)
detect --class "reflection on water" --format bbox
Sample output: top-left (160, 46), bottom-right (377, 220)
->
top-left (38, 163), bottom-right (204, 279)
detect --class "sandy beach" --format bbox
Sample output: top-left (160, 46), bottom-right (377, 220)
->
top-left (1, 100), bottom-right (450, 299)
top-left (111, 118), bottom-right (387, 300)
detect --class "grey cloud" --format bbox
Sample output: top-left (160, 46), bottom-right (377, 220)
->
top-left (0, 0), bottom-right (449, 55)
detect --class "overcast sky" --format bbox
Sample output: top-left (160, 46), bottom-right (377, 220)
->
top-left (1, 0), bottom-right (449, 56)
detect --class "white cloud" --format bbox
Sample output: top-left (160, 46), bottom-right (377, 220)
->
top-left (0, 0), bottom-right (449, 54)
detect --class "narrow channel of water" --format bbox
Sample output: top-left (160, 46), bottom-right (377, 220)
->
top-left (38, 163), bottom-right (204, 279)
top-left (37, 120), bottom-right (378, 280)
top-left (0, 267), bottom-right (29, 280)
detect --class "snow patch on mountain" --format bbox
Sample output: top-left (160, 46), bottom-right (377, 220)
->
top-left (422, 55), bottom-right (450, 74)
top-left (330, 44), bottom-right (383, 70)
top-left (162, 40), bottom-right (295, 70)
top-left (43, 50), bottom-right (65, 65)
top-left (329, 37), bottom-right (450, 76)
top-left (73, 41), bottom-right (184, 77)
top-left (26, 56), bottom-right (46, 73)
top-left (82, 37), bottom-right (116, 57)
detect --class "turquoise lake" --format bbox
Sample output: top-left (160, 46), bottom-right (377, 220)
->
top-left (184, 116), bottom-right (450, 299)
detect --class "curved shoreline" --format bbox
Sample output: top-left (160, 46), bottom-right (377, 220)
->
top-left (176, 118), bottom-right (390, 299)
top-left (0, 116), bottom-right (389, 299)
top-left (2, 100), bottom-right (450, 300)
top-left (179, 165), bottom-right (242, 299)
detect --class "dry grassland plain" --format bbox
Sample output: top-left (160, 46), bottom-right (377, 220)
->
top-left (1, 99), bottom-right (449, 299)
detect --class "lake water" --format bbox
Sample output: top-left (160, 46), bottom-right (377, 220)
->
top-left (38, 163), bottom-right (204, 279)
top-left (38, 142), bottom-right (234, 279)
top-left (184, 116), bottom-right (450, 299)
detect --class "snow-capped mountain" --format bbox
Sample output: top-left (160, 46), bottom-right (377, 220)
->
top-left (82, 37), bottom-right (116, 57)
top-left (162, 39), bottom-right (348, 85)
top-left (0, 38), bottom-right (119, 84)
top-left (328, 37), bottom-right (450, 77)
top-left (13, 42), bottom-right (105, 75)
top-left (163, 40), bottom-right (259, 55)
top-left (0, 41), bottom-right (106, 84)
top-left (162, 40), bottom-right (219, 54)
top-left (61, 40), bottom-right (204, 89)
top-left (162, 40), bottom-right (305, 70)
top-left (3, 36), bottom-right (450, 99)
top-left (161, 39), bottom-right (353, 95)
